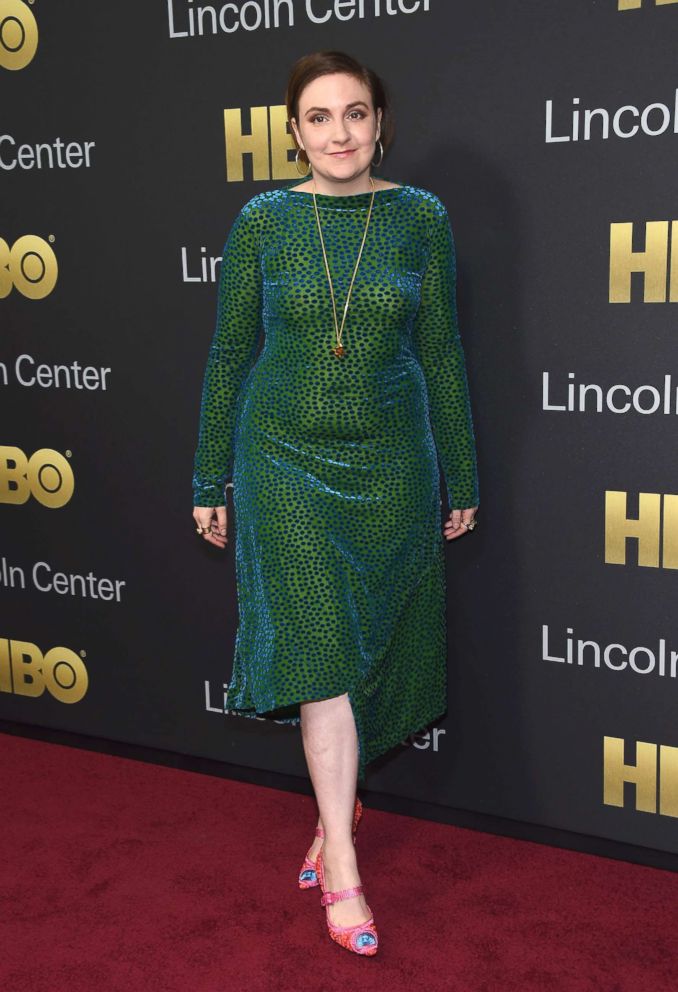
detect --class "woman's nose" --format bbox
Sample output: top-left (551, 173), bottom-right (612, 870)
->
top-left (330, 120), bottom-right (351, 143)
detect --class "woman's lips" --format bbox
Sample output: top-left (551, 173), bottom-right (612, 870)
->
top-left (329, 150), bottom-right (356, 157)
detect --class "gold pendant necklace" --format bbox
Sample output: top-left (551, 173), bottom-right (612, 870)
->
top-left (312, 175), bottom-right (376, 359)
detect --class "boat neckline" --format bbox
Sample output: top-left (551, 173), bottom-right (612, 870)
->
top-left (285, 182), bottom-right (409, 201)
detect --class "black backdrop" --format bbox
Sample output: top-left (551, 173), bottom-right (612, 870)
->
top-left (3, 0), bottom-right (678, 857)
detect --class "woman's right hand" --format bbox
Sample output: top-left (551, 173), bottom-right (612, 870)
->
top-left (193, 505), bottom-right (228, 549)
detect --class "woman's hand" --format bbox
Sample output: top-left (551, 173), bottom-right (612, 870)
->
top-left (193, 505), bottom-right (228, 549)
top-left (444, 506), bottom-right (478, 541)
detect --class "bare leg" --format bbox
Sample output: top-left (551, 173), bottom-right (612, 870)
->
top-left (300, 692), bottom-right (372, 927)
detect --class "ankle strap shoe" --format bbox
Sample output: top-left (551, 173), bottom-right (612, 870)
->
top-left (315, 849), bottom-right (378, 955)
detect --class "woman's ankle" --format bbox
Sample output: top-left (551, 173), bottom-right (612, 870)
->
top-left (322, 838), bottom-right (359, 863)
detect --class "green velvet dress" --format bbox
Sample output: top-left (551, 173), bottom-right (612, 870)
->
top-left (192, 177), bottom-right (479, 782)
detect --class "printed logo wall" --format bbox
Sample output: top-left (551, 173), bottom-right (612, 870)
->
top-left (2, 0), bottom-right (677, 856)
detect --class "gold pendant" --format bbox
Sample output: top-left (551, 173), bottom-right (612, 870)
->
top-left (330, 344), bottom-right (346, 358)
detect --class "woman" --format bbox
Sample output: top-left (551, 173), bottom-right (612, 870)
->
top-left (192, 50), bottom-right (479, 956)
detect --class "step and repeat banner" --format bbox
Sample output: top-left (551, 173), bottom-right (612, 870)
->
top-left (2, 0), bottom-right (677, 855)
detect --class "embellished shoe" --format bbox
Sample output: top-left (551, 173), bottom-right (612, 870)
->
top-left (297, 795), bottom-right (363, 889)
top-left (315, 848), bottom-right (379, 956)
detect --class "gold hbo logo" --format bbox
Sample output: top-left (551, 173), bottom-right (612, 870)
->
top-left (0, 639), bottom-right (88, 703)
top-left (0, 0), bottom-right (38, 71)
top-left (609, 221), bottom-right (678, 302)
top-left (223, 105), bottom-right (302, 182)
top-left (0, 235), bottom-right (58, 299)
top-left (619, 0), bottom-right (678, 9)
top-left (605, 491), bottom-right (678, 568)
top-left (604, 736), bottom-right (678, 818)
top-left (0, 446), bottom-right (74, 507)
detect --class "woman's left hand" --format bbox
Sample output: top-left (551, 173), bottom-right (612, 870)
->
top-left (444, 506), bottom-right (478, 541)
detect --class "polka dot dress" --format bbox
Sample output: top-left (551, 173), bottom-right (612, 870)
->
top-left (193, 178), bottom-right (480, 781)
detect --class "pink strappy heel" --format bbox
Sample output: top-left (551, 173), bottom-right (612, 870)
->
top-left (315, 847), bottom-right (379, 955)
top-left (297, 795), bottom-right (363, 889)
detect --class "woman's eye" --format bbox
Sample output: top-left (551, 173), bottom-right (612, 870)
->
top-left (310, 111), bottom-right (366, 124)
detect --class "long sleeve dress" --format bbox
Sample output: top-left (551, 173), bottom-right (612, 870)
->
top-left (192, 179), bottom-right (479, 782)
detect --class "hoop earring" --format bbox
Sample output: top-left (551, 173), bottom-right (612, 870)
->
top-left (371, 138), bottom-right (384, 168)
top-left (295, 148), bottom-right (311, 176)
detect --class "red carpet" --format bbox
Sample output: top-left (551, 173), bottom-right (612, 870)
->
top-left (1, 732), bottom-right (677, 992)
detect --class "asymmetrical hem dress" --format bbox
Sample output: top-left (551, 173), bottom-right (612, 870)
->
top-left (192, 179), bottom-right (480, 783)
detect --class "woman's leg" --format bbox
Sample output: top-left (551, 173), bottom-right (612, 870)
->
top-left (300, 692), bottom-right (372, 927)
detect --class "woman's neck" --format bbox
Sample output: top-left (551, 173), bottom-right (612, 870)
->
top-left (295, 172), bottom-right (376, 196)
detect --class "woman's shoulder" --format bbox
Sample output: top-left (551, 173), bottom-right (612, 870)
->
top-left (240, 186), bottom-right (302, 215)
top-left (236, 188), bottom-right (278, 218)
top-left (230, 185), bottom-right (310, 230)
top-left (401, 184), bottom-right (450, 219)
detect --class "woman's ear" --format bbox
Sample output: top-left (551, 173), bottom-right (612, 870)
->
top-left (290, 117), bottom-right (302, 149)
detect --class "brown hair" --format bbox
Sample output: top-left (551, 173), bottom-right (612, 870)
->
top-left (285, 50), bottom-right (395, 167)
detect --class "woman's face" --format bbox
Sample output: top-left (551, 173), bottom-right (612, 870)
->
top-left (291, 72), bottom-right (381, 184)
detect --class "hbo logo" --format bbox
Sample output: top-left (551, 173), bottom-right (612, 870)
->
top-left (0, 447), bottom-right (74, 507)
top-left (0, 640), bottom-right (88, 704)
top-left (0, 0), bottom-right (39, 71)
top-left (0, 236), bottom-right (58, 299)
